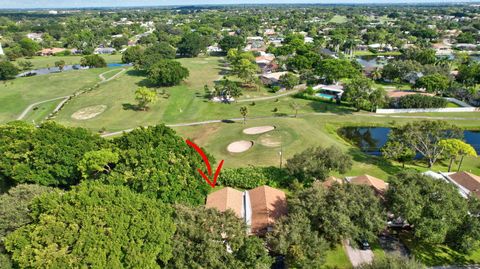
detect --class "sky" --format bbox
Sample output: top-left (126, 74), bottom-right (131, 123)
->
top-left (1, 0), bottom-right (478, 9)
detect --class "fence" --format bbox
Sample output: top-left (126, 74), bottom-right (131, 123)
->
top-left (376, 107), bottom-right (480, 114)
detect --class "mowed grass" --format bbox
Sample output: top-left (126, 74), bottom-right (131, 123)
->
top-left (14, 54), bottom-right (123, 69)
top-left (0, 68), bottom-right (106, 123)
top-left (329, 15), bottom-right (348, 24)
top-left (323, 244), bottom-right (352, 269)
top-left (22, 99), bottom-right (62, 123)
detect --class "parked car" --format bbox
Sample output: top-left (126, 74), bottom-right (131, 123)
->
top-left (358, 239), bottom-right (371, 250)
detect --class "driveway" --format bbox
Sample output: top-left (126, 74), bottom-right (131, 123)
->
top-left (344, 240), bottom-right (374, 267)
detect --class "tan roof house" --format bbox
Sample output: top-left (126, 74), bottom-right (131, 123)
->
top-left (349, 174), bottom-right (388, 194)
top-left (448, 172), bottom-right (480, 199)
top-left (248, 186), bottom-right (287, 235)
top-left (205, 187), bottom-right (244, 218)
top-left (205, 185), bottom-right (287, 235)
top-left (321, 176), bottom-right (344, 188)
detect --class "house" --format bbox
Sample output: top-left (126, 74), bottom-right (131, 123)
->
top-left (455, 43), bottom-right (478, 51)
top-left (256, 53), bottom-right (276, 72)
top-left (206, 187), bottom-right (244, 218)
top-left (321, 176), bottom-right (344, 188)
top-left (0, 43), bottom-right (4, 55)
top-left (425, 171), bottom-right (480, 199)
top-left (94, 47), bottom-right (116, 54)
top-left (347, 174), bottom-right (388, 195)
top-left (205, 185), bottom-right (287, 235)
top-left (39, 47), bottom-right (66, 56)
top-left (313, 84), bottom-right (344, 99)
top-left (260, 71), bottom-right (288, 86)
top-left (27, 33), bottom-right (43, 42)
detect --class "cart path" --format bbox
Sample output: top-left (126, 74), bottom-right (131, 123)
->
top-left (344, 240), bottom-right (374, 267)
top-left (16, 68), bottom-right (126, 121)
top-left (100, 112), bottom-right (480, 137)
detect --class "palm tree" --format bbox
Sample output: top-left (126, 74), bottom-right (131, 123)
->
top-left (371, 68), bottom-right (382, 81)
top-left (240, 106), bottom-right (248, 124)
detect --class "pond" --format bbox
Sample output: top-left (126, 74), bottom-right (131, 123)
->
top-left (356, 55), bottom-right (395, 69)
top-left (17, 63), bottom-right (131, 77)
top-left (338, 127), bottom-right (480, 156)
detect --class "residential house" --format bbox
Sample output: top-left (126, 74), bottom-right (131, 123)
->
top-left (94, 47), bottom-right (116, 54)
top-left (205, 185), bottom-right (287, 235)
top-left (27, 33), bottom-right (43, 42)
top-left (39, 47), bottom-right (66, 56)
top-left (0, 43), bottom-right (4, 55)
top-left (260, 71), bottom-right (288, 86)
top-left (425, 171), bottom-right (480, 199)
top-left (321, 176), bottom-right (344, 188)
top-left (346, 174), bottom-right (388, 195)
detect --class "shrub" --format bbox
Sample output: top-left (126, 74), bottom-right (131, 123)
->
top-left (393, 94), bottom-right (447, 109)
top-left (218, 167), bottom-right (289, 189)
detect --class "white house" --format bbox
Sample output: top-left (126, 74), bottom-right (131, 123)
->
top-left (0, 43), bottom-right (4, 55)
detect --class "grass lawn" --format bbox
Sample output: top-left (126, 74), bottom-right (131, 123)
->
top-left (401, 233), bottom-right (480, 266)
top-left (447, 102), bottom-right (462, 108)
top-left (329, 15), bottom-right (348, 24)
top-left (22, 99), bottom-right (62, 123)
top-left (13, 54), bottom-right (122, 69)
top-left (0, 68), bottom-right (107, 123)
top-left (323, 244), bottom-right (352, 269)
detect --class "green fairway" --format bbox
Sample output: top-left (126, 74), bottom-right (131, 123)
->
top-left (329, 15), bottom-right (348, 24)
top-left (13, 54), bottom-right (123, 69)
top-left (22, 99), bottom-right (63, 123)
top-left (0, 68), bottom-right (108, 123)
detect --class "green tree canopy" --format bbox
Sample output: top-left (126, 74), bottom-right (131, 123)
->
top-left (135, 86), bottom-right (158, 110)
top-left (218, 35), bottom-right (246, 52)
top-left (267, 212), bottom-right (328, 268)
top-left (80, 54), bottom-right (107, 68)
top-left (0, 61), bottom-right (19, 80)
top-left (386, 172), bottom-right (476, 247)
top-left (122, 45), bottom-right (145, 64)
top-left (103, 125), bottom-right (212, 205)
top-left (4, 182), bottom-right (175, 268)
top-left (414, 74), bottom-right (450, 95)
top-left (289, 183), bottom-right (385, 245)
top-left (286, 146), bottom-right (352, 185)
top-left (0, 121), bottom-right (106, 187)
top-left (177, 32), bottom-right (208, 57)
top-left (343, 75), bottom-right (387, 111)
top-left (163, 205), bottom-right (273, 269)
top-left (315, 59), bottom-right (360, 84)
top-left (146, 59), bottom-right (189, 86)
top-left (279, 72), bottom-right (300, 90)
top-left (386, 120), bottom-right (463, 167)
top-left (439, 139), bottom-right (477, 172)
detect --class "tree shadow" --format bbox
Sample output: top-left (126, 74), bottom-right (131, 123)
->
top-left (126, 69), bottom-right (145, 77)
top-left (308, 101), bottom-right (355, 115)
top-left (122, 103), bottom-right (141, 111)
top-left (347, 148), bottom-right (403, 176)
top-left (136, 78), bottom-right (157, 88)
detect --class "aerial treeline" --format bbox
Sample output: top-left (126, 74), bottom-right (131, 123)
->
top-left (392, 94), bottom-right (448, 109)
top-left (0, 121), bottom-right (274, 268)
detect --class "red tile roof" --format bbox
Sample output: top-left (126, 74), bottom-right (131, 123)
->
top-left (248, 186), bottom-right (287, 235)
top-left (205, 187), bottom-right (244, 218)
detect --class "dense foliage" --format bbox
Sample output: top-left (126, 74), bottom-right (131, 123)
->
top-left (80, 54), bottom-right (107, 68)
top-left (394, 94), bottom-right (448, 109)
top-left (0, 121), bottom-right (106, 187)
top-left (0, 61), bottom-right (19, 80)
top-left (219, 167), bottom-right (289, 189)
top-left (103, 125), bottom-right (211, 205)
top-left (386, 172), bottom-right (480, 252)
top-left (146, 59), bottom-right (189, 86)
top-left (289, 183), bottom-right (385, 245)
top-left (286, 145), bottom-right (352, 184)
top-left (164, 205), bottom-right (273, 269)
top-left (4, 182), bottom-right (176, 268)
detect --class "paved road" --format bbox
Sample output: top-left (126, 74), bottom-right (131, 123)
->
top-left (344, 240), bottom-right (374, 267)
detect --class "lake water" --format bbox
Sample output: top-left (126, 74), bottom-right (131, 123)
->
top-left (356, 55), bottom-right (393, 69)
top-left (17, 63), bottom-right (131, 77)
top-left (338, 127), bottom-right (480, 156)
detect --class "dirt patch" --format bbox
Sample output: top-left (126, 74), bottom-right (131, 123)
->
top-left (227, 140), bottom-right (254, 153)
top-left (243, 126), bottom-right (275, 135)
top-left (258, 133), bottom-right (281, 147)
top-left (71, 105), bottom-right (107, 120)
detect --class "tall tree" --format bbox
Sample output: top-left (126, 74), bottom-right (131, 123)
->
top-left (4, 182), bottom-right (175, 268)
top-left (439, 139), bottom-right (477, 172)
top-left (240, 106), bottom-right (248, 124)
top-left (0, 61), bottom-right (19, 80)
top-left (177, 32), bottom-right (208, 57)
top-left (164, 205), bottom-right (273, 269)
top-left (146, 59), bottom-right (189, 86)
top-left (279, 73), bottom-right (300, 90)
top-left (343, 76), bottom-right (386, 111)
top-left (286, 146), bottom-right (352, 185)
top-left (135, 86), bottom-right (158, 111)
top-left (387, 120), bottom-right (462, 167)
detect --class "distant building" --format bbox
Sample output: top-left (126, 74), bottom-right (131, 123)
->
top-left (346, 174), bottom-right (388, 195)
top-left (0, 43), bottom-right (4, 55)
top-left (424, 171), bottom-right (480, 199)
top-left (94, 47), bottom-right (116, 54)
top-left (27, 33), bottom-right (43, 42)
top-left (260, 71), bottom-right (289, 86)
top-left (39, 47), bottom-right (66, 56)
top-left (206, 186), bottom-right (287, 235)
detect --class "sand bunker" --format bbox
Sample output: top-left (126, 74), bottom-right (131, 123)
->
top-left (258, 133), bottom-right (282, 147)
top-left (227, 140), bottom-right (254, 153)
top-left (71, 105), bottom-right (107, 120)
top-left (243, 126), bottom-right (275, 135)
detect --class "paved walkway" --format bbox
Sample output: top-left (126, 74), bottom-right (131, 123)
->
top-left (16, 68), bottom-right (126, 121)
top-left (344, 240), bottom-right (374, 267)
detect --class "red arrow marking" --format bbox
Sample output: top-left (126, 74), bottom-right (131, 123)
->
top-left (186, 139), bottom-right (224, 188)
